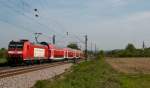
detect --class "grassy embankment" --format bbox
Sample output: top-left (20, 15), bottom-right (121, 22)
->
top-left (34, 57), bottom-right (150, 88)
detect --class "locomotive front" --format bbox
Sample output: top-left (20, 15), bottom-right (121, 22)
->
top-left (7, 40), bottom-right (27, 64)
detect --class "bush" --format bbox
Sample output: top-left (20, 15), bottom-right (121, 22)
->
top-left (0, 48), bottom-right (7, 58)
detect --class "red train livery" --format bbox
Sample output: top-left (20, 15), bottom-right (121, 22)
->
top-left (7, 40), bottom-right (84, 64)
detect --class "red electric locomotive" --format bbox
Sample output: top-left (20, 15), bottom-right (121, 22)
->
top-left (8, 40), bottom-right (49, 64)
top-left (7, 39), bottom-right (84, 65)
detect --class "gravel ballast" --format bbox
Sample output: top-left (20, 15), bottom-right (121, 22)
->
top-left (0, 63), bottom-right (72, 88)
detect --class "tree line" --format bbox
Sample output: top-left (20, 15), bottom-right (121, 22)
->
top-left (105, 43), bottom-right (150, 57)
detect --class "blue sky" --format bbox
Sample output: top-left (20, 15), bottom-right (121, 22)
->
top-left (0, 0), bottom-right (150, 50)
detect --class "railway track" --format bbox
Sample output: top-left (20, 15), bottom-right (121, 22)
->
top-left (0, 67), bottom-right (10, 71)
top-left (0, 62), bottom-right (67, 79)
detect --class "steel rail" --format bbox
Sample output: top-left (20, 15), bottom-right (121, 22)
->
top-left (0, 62), bottom-right (67, 79)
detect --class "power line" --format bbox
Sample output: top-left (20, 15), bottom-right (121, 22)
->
top-left (0, 19), bottom-right (34, 33)
top-left (23, 0), bottom-right (85, 44)
top-left (0, 18), bottom-right (50, 41)
top-left (0, 1), bottom-right (67, 44)
top-left (0, 0), bottom-right (86, 46)
top-left (0, 1), bottom-right (61, 39)
top-left (27, 1), bottom-right (67, 38)
top-left (35, 0), bottom-right (85, 44)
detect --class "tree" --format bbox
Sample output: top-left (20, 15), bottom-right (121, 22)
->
top-left (67, 43), bottom-right (79, 49)
top-left (99, 50), bottom-right (104, 58)
top-left (1, 48), bottom-right (6, 51)
top-left (125, 43), bottom-right (136, 51)
top-left (0, 48), bottom-right (7, 58)
top-left (123, 43), bottom-right (136, 57)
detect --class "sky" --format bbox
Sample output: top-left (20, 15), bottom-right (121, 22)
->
top-left (0, 0), bottom-right (150, 50)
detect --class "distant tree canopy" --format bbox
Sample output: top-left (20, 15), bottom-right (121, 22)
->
top-left (0, 48), bottom-right (7, 58)
top-left (125, 43), bottom-right (136, 51)
top-left (67, 43), bottom-right (79, 50)
top-left (99, 50), bottom-right (104, 57)
top-left (105, 43), bottom-right (150, 57)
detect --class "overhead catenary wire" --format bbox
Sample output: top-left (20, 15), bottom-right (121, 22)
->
top-left (0, 0), bottom-right (64, 39)
top-left (0, 18), bottom-right (51, 41)
top-left (0, 0), bottom-right (86, 47)
top-left (28, 0), bottom-right (85, 45)
top-left (30, 0), bottom-right (85, 45)
top-left (0, 0), bottom-right (60, 40)
top-left (0, 1), bottom-right (51, 40)
top-left (39, 16), bottom-right (85, 45)
top-left (29, 0), bottom-right (67, 38)
top-left (0, 18), bottom-right (35, 34)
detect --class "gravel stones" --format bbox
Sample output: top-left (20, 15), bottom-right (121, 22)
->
top-left (0, 63), bottom-right (72, 88)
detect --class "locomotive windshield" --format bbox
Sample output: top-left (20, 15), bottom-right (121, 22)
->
top-left (8, 41), bottom-right (24, 49)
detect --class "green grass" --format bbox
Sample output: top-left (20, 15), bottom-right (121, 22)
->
top-left (33, 58), bottom-right (150, 88)
top-left (119, 74), bottom-right (150, 88)
top-left (0, 58), bottom-right (7, 64)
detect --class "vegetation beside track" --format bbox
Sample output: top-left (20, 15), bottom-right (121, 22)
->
top-left (0, 58), bottom-right (7, 64)
top-left (0, 48), bottom-right (7, 64)
top-left (105, 43), bottom-right (150, 57)
top-left (33, 54), bottom-right (150, 88)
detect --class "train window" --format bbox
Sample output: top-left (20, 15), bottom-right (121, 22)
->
top-left (8, 42), bottom-right (24, 49)
top-left (9, 44), bottom-right (16, 48)
top-left (16, 42), bottom-right (24, 49)
top-left (16, 44), bottom-right (23, 49)
top-left (9, 41), bottom-right (16, 49)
